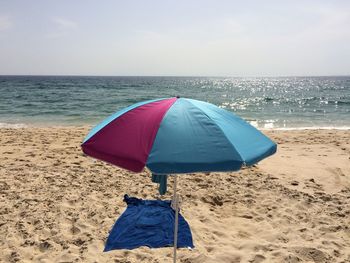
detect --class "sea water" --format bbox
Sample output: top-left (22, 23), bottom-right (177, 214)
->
top-left (0, 75), bottom-right (349, 129)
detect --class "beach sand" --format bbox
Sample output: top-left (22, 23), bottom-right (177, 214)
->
top-left (0, 127), bottom-right (349, 262)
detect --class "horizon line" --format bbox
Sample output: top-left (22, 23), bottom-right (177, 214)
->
top-left (0, 74), bottom-right (350, 78)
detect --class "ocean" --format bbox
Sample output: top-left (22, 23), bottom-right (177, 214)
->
top-left (0, 75), bottom-right (349, 129)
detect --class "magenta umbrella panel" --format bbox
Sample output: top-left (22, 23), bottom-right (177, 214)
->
top-left (81, 97), bottom-right (277, 174)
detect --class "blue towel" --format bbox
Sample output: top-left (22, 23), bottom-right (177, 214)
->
top-left (104, 195), bottom-right (194, 251)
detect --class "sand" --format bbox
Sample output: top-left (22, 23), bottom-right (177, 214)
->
top-left (0, 127), bottom-right (349, 263)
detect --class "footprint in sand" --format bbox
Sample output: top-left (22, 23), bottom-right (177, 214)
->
top-left (292, 247), bottom-right (329, 263)
top-left (249, 254), bottom-right (266, 263)
top-left (70, 225), bottom-right (81, 235)
top-left (38, 241), bottom-right (52, 252)
top-left (8, 251), bottom-right (21, 263)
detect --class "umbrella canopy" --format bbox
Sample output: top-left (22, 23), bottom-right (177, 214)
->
top-left (82, 97), bottom-right (277, 173)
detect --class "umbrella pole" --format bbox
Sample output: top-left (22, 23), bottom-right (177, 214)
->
top-left (173, 174), bottom-right (178, 263)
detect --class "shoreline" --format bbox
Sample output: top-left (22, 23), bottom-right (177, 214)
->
top-left (1, 122), bottom-right (350, 130)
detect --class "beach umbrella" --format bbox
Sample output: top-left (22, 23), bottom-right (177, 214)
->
top-left (81, 97), bottom-right (277, 262)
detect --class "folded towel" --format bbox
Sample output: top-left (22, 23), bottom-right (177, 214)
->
top-left (104, 195), bottom-right (194, 251)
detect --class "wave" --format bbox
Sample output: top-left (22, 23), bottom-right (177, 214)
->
top-left (336, 100), bottom-right (350, 105)
top-left (0, 122), bottom-right (28, 128)
top-left (247, 120), bottom-right (350, 130)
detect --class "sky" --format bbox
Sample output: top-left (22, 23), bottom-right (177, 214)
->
top-left (0, 0), bottom-right (350, 76)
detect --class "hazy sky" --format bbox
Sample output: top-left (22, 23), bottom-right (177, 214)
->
top-left (0, 0), bottom-right (349, 76)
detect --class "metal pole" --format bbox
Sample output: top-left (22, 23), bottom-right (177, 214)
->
top-left (172, 174), bottom-right (177, 204)
top-left (173, 174), bottom-right (178, 263)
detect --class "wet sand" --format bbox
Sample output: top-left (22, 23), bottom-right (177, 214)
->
top-left (0, 127), bottom-right (349, 262)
